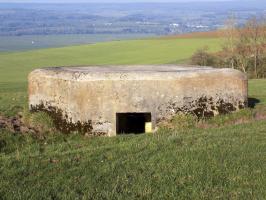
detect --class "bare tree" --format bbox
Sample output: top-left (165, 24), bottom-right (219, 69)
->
top-left (223, 16), bottom-right (266, 77)
top-left (241, 17), bottom-right (266, 78)
top-left (223, 15), bottom-right (238, 69)
top-left (234, 42), bottom-right (250, 73)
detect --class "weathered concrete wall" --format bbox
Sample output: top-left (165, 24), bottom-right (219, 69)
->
top-left (28, 65), bottom-right (248, 136)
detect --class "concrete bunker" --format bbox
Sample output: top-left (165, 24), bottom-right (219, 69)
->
top-left (28, 65), bottom-right (248, 136)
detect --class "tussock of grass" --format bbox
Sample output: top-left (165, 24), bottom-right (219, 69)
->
top-left (159, 114), bottom-right (198, 131)
top-left (199, 109), bottom-right (254, 128)
top-left (160, 108), bottom-right (266, 132)
top-left (22, 108), bottom-right (56, 136)
top-left (200, 108), bottom-right (266, 128)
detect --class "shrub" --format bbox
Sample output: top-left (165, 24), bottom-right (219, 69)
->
top-left (190, 46), bottom-right (218, 66)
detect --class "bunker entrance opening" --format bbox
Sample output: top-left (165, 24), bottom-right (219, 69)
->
top-left (116, 113), bottom-right (152, 134)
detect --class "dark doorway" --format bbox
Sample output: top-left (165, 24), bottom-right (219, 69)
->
top-left (116, 113), bottom-right (151, 134)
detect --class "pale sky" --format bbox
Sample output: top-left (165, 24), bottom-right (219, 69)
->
top-left (0, 0), bottom-right (235, 3)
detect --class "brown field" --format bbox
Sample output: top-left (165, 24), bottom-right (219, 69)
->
top-left (160, 30), bottom-right (225, 39)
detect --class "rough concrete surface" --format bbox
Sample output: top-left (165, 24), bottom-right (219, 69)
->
top-left (28, 65), bottom-right (248, 136)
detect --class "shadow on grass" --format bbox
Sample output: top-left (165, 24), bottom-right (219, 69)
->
top-left (248, 97), bottom-right (260, 108)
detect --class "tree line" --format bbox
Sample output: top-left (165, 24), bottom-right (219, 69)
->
top-left (191, 17), bottom-right (266, 78)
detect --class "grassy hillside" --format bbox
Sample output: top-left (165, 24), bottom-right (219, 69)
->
top-left (1, 35), bottom-right (266, 199)
top-left (0, 37), bottom-right (221, 116)
top-left (1, 118), bottom-right (266, 199)
top-left (0, 38), bottom-right (221, 84)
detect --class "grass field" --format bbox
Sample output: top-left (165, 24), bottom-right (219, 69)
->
top-left (1, 118), bottom-right (266, 199)
top-left (0, 33), bottom-right (155, 52)
top-left (1, 35), bottom-right (266, 199)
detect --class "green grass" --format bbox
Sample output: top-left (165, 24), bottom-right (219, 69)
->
top-left (249, 79), bottom-right (266, 106)
top-left (1, 36), bottom-right (266, 199)
top-left (1, 120), bottom-right (266, 199)
top-left (0, 34), bottom-right (155, 52)
top-left (0, 38), bottom-right (221, 83)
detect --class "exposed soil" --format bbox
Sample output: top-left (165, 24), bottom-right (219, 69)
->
top-left (0, 114), bottom-right (37, 134)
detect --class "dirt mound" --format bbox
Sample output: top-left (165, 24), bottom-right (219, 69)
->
top-left (0, 114), bottom-right (37, 134)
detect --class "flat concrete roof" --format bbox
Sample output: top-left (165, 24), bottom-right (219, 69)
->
top-left (30, 65), bottom-right (246, 81)
top-left (46, 65), bottom-right (213, 73)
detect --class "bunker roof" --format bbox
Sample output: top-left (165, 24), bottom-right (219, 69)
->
top-left (30, 65), bottom-right (246, 81)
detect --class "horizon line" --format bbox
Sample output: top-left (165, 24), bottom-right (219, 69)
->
top-left (0, 1), bottom-right (244, 4)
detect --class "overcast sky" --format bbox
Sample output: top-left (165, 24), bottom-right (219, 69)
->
top-left (0, 0), bottom-right (235, 3)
